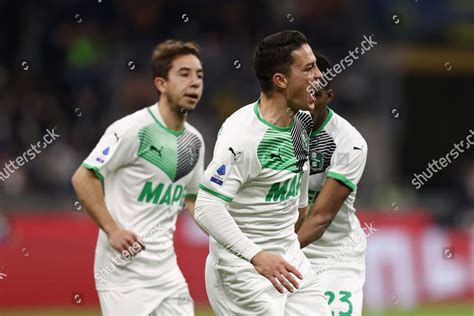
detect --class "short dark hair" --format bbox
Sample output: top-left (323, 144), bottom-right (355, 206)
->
top-left (314, 51), bottom-right (332, 89)
top-left (151, 40), bottom-right (201, 80)
top-left (253, 30), bottom-right (308, 93)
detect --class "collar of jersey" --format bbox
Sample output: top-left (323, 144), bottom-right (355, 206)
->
top-left (310, 107), bottom-right (334, 137)
top-left (147, 104), bottom-right (185, 137)
top-left (253, 98), bottom-right (295, 132)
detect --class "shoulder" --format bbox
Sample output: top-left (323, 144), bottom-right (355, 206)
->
top-left (217, 102), bottom-right (261, 148)
top-left (222, 102), bottom-right (257, 128)
top-left (327, 110), bottom-right (367, 150)
top-left (105, 107), bottom-right (151, 138)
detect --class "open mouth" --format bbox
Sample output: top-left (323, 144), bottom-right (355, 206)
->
top-left (184, 93), bottom-right (199, 101)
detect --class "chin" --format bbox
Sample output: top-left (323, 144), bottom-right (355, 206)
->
top-left (179, 104), bottom-right (197, 113)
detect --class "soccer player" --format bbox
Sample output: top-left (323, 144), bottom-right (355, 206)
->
top-left (194, 30), bottom-right (330, 315)
top-left (71, 40), bottom-right (205, 316)
top-left (297, 52), bottom-right (368, 316)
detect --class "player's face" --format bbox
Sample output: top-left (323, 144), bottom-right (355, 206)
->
top-left (285, 44), bottom-right (321, 112)
top-left (163, 54), bottom-right (203, 112)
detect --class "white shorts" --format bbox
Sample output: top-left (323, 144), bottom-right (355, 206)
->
top-left (205, 244), bottom-right (330, 316)
top-left (316, 257), bottom-right (365, 316)
top-left (312, 249), bottom-right (365, 316)
top-left (307, 226), bottom-right (367, 316)
top-left (98, 268), bottom-right (194, 316)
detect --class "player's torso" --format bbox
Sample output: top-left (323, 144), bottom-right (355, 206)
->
top-left (305, 111), bottom-right (362, 259)
top-left (96, 106), bottom-right (202, 289)
top-left (105, 108), bottom-right (201, 236)
top-left (227, 103), bottom-right (310, 253)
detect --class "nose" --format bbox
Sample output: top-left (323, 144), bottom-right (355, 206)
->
top-left (313, 65), bottom-right (322, 81)
top-left (190, 73), bottom-right (202, 88)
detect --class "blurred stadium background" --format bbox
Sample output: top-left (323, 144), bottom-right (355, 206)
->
top-left (0, 0), bottom-right (473, 315)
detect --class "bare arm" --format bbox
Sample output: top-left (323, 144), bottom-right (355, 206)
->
top-left (297, 178), bottom-right (351, 248)
top-left (71, 166), bottom-right (144, 254)
top-left (295, 206), bottom-right (307, 232)
top-left (183, 196), bottom-right (196, 217)
top-left (72, 166), bottom-right (117, 233)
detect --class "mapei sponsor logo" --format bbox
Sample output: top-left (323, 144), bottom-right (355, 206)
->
top-left (265, 173), bottom-right (304, 202)
top-left (138, 181), bottom-right (186, 205)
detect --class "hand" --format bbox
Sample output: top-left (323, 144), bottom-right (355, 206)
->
top-left (251, 251), bottom-right (302, 294)
top-left (107, 228), bottom-right (145, 256)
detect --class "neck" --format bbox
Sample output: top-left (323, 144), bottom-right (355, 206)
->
top-left (259, 93), bottom-right (294, 128)
top-left (157, 97), bottom-right (186, 131)
top-left (312, 105), bottom-right (328, 132)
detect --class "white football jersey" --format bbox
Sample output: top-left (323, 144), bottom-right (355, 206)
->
top-left (298, 108), bottom-right (368, 265)
top-left (82, 104), bottom-right (204, 290)
top-left (199, 100), bottom-right (311, 264)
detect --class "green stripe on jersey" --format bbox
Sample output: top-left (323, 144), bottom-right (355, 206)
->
top-left (138, 123), bottom-right (177, 180)
top-left (257, 128), bottom-right (299, 173)
top-left (82, 162), bottom-right (104, 180)
top-left (147, 107), bottom-right (185, 137)
top-left (327, 171), bottom-right (356, 191)
top-left (199, 184), bottom-right (233, 202)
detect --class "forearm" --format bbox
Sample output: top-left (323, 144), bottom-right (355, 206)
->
top-left (194, 191), bottom-right (262, 261)
top-left (295, 206), bottom-right (307, 232)
top-left (71, 167), bottom-right (118, 234)
top-left (184, 197), bottom-right (196, 217)
top-left (297, 213), bottom-right (332, 248)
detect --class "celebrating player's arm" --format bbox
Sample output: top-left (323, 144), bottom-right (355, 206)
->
top-left (71, 125), bottom-right (145, 256)
top-left (194, 124), bottom-right (303, 294)
top-left (295, 206), bottom-right (308, 232)
top-left (297, 136), bottom-right (367, 248)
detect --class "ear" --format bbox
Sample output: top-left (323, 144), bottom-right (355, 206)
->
top-left (326, 89), bottom-right (335, 104)
top-left (272, 73), bottom-right (288, 89)
top-left (154, 77), bottom-right (167, 95)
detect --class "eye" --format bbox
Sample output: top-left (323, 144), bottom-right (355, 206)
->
top-left (180, 72), bottom-right (190, 77)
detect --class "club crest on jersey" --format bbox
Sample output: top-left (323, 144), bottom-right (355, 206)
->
top-left (188, 146), bottom-right (197, 165)
top-left (310, 152), bottom-right (324, 171)
top-left (210, 164), bottom-right (227, 185)
top-left (102, 147), bottom-right (110, 156)
top-left (302, 133), bottom-right (309, 153)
